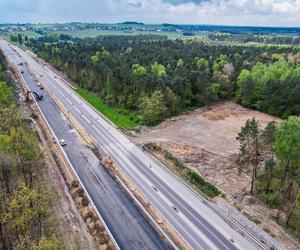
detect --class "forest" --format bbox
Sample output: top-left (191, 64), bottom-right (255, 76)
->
top-left (237, 117), bottom-right (300, 237)
top-left (25, 35), bottom-right (300, 125)
top-left (208, 33), bottom-right (300, 45)
top-left (0, 52), bottom-right (61, 249)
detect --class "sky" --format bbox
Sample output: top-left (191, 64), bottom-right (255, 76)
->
top-left (0, 0), bottom-right (300, 27)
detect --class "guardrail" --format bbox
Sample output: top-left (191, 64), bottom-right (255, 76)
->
top-left (34, 56), bottom-right (265, 250)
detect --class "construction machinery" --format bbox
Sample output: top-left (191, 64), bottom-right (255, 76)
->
top-left (26, 90), bottom-right (44, 101)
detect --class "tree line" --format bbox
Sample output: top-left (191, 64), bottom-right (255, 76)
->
top-left (208, 33), bottom-right (300, 45)
top-left (237, 59), bottom-right (300, 118)
top-left (237, 117), bottom-right (300, 236)
top-left (25, 35), bottom-right (300, 125)
top-left (0, 52), bottom-right (61, 249)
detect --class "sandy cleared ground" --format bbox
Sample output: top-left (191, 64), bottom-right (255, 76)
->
top-left (134, 101), bottom-right (281, 197)
top-left (133, 101), bottom-right (300, 249)
top-left (135, 101), bottom-right (281, 157)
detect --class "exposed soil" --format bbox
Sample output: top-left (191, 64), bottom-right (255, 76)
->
top-left (135, 101), bottom-right (281, 157)
top-left (133, 101), bottom-right (299, 249)
top-left (18, 52), bottom-right (299, 248)
top-left (239, 195), bottom-right (299, 250)
top-left (134, 101), bottom-right (281, 197)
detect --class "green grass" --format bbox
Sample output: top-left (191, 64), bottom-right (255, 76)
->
top-left (19, 30), bottom-right (42, 38)
top-left (75, 88), bottom-right (140, 130)
top-left (164, 149), bottom-right (221, 198)
top-left (47, 29), bottom-right (203, 39)
top-left (187, 170), bottom-right (221, 198)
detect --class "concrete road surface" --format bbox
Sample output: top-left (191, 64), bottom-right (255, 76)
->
top-left (1, 40), bottom-right (262, 250)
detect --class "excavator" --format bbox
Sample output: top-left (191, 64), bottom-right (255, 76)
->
top-left (26, 90), bottom-right (44, 102)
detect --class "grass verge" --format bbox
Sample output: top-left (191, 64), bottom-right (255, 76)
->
top-left (75, 88), bottom-right (140, 130)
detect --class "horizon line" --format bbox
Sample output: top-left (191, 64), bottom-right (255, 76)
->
top-left (1, 22), bottom-right (300, 29)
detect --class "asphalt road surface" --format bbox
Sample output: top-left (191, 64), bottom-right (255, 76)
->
top-left (0, 42), bottom-right (166, 250)
top-left (1, 40), bottom-right (260, 250)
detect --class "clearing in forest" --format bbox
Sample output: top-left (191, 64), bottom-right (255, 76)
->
top-left (133, 101), bottom-right (282, 198)
top-left (134, 101), bottom-right (280, 158)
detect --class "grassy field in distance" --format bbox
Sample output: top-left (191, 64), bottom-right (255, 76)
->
top-left (48, 28), bottom-right (202, 39)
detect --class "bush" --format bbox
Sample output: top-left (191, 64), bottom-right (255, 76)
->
top-left (189, 171), bottom-right (205, 185)
top-left (165, 152), bottom-right (184, 169)
top-left (187, 171), bottom-right (221, 198)
top-left (260, 192), bottom-right (278, 208)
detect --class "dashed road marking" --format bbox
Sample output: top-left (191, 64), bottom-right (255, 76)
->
top-left (56, 88), bottom-right (65, 97)
top-left (66, 98), bottom-right (73, 105)
top-left (73, 106), bottom-right (81, 114)
top-left (82, 114), bottom-right (92, 124)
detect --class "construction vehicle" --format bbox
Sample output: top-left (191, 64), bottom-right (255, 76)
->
top-left (26, 91), bottom-right (44, 102)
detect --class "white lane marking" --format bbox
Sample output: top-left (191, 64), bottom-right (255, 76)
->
top-left (56, 88), bottom-right (65, 97)
top-left (82, 114), bottom-right (92, 124)
top-left (68, 91), bottom-right (82, 104)
top-left (90, 117), bottom-right (230, 249)
top-left (73, 106), bottom-right (81, 114)
top-left (86, 128), bottom-right (206, 249)
top-left (66, 97), bottom-right (73, 106)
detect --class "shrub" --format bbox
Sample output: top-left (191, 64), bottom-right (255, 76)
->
top-left (187, 170), bottom-right (221, 198)
top-left (260, 192), bottom-right (278, 208)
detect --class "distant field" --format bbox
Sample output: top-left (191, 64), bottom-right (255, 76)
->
top-left (197, 38), bottom-right (300, 48)
top-left (19, 30), bottom-right (42, 38)
top-left (1, 28), bottom-right (204, 40)
top-left (75, 88), bottom-right (140, 130)
top-left (2, 27), bottom-right (298, 48)
top-left (49, 29), bottom-right (202, 39)
top-left (0, 30), bottom-right (41, 39)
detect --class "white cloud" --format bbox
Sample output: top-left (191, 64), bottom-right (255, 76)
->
top-left (0, 0), bottom-right (299, 26)
top-left (163, 0), bottom-right (300, 15)
top-left (123, 0), bottom-right (300, 26)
